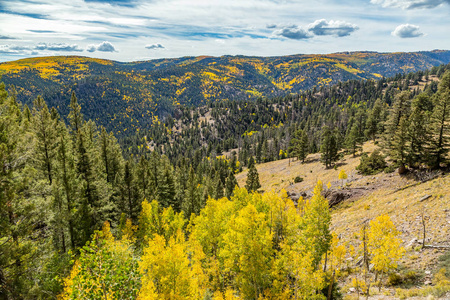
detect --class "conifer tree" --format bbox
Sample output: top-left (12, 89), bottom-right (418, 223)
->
top-left (182, 166), bottom-right (201, 218)
top-left (289, 128), bottom-right (309, 162)
top-left (245, 156), bottom-right (261, 192)
top-left (407, 94), bottom-right (432, 167)
top-left (32, 96), bottom-right (58, 185)
top-left (385, 91), bottom-right (411, 151)
top-left (55, 121), bottom-right (77, 249)
top-left (122, 159), bottom-right (139, 221)
top-left (365, 99), bottom-right (383, 141)
top-left (225, 170), bottom-right (238, 198)
top-left (0, 82), bottom-right (41, 298)
top-left (429, 71), bottom-right (450, 168)
top-left (320, 126), bottom-right (339, 168)
top-left (157, 156), bottom-right (176, 209)
top-left (68, 92), bottom-right (83, 134)
top-left (391, 116), bottom-right (409, 168)
top-left (345, 123), bottom-right (363, 157)
top-left (213, 173), bottom-right (224, 199)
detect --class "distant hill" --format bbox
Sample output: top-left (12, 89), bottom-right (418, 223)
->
top-left (1, 50), bottom-right (449, 134)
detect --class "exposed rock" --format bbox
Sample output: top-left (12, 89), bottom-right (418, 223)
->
top-left (406, 238), bottom-right (418, 248)
top-left (424, 280), bottom-right (432, 285)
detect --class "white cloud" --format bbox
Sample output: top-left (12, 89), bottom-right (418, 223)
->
top-left (392, 24), bottom-right (424, 38)
top-left (308, 19), bottom-right (359, 37)
top-left (86, 41), bottom-right (117, 52)
top-left (273, 25), bottom-right (312, 40)
top-left (34, 42), bottom-right (83, 51)
top-left (145, 43), bottom-right (165, 50)
top-left (371, 0), bottom-right (450, 9)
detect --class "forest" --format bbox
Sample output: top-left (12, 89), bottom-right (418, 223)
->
top-left (1, 62), bottom-right (450, 299)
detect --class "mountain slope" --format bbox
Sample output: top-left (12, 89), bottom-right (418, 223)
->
top-left (1, 50), bottom-right (449, 134)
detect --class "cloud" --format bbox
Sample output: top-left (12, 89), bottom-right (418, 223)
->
top-left (266, 24), bottom-right (277, 29)
top-left (392, 24), bottom-right (424, 38)
top-left (34, 42), bottom-right (83, 51)
top-left (308, 19), bottom-right (359, 37)
top-left (86, 41), bottom-right (117, 52)
top-left (0, 35), bottom-right (18, 40)
top-left (371, 0), bottom-right (450, 9)
top-left (273, 25), bottom-right (312, 40)
top-left (97, 41), bottom-right (117, 52)
top-left (145, 43), bottom-right (165, 50)
top-left (0, 44), bottom-right (31, 54)
top-left (86, 44), bottom-right (97, 52)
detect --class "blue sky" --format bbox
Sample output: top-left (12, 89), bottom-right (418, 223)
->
top-left (0, 0), bottom-right (449, 62)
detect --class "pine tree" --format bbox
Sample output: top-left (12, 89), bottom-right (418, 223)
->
top-left (55, 121), bottom-right (77, 249)
top-left (122, 159), bottom-right (139, 221)
top-left (157, 156), bottom-right (176, 209)
top-left (345, 123), bottom-right (362, 157)
top-left (68, 92), bottom-right (83, 135)
top-left (320, 126), bottom-right (340, 168)
top-left (391, 116), bottom-right (409, 168)
top-left (182, 166), bottom-right (201, 218)
top-left (32, 96), bottom-right (58, 185)
top-left (407, 94), bottom-right (432, 167)
top-left (365, 99), bottom-right (383, 141)
top-left (213, 173), bottom-right (224, 199)
top-left (245, 157), bottom-right (261, 193)
top-left (429, 71), bottom-right (450, 168)
top-left (289, 128), bottom-right (309, 162)
top-left (225, 170), bottom-right (238, 198)
top-left (0, 82), bottom-right (41, 298)
top-left (385, 91), bottom-right (411, 151)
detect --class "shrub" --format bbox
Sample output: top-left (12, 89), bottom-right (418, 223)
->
top-left (294, 176), bottom-right (304, 183)
top-left (356, 150), bottom-right (387, 175)
top-left (387, 273), bottom-right (403, 286)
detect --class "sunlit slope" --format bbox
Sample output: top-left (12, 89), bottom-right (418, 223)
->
top-left (236, 142), bottom-right (450, 276)
top-left (1, 50), bottom-right (449, 134)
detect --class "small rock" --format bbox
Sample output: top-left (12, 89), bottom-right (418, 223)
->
top-left (424, 280), bottom-right (432, 285)
top-left (406, 238), bottom-right (417, 247)
top-left (420, 195), bottom-right (432, 202)
top-left (425, 270), bottom-right (431, 275)
top-left (349, 288), bottom-right (356, 293)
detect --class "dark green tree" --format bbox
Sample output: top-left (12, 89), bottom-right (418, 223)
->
top-left (245, 156), bottom-right (261, 192)
top-left (429, 71), bottom-right (450, 168)
top-left (320, 126), bottom-right (340, 168)
top-left (289, 128), bottom-right (309, 162)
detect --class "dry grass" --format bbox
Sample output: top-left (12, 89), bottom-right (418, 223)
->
top-left (236, 141), bottom-right (450, 299)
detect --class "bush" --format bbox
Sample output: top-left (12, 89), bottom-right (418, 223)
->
top-left (356, 150), bottom-right (387, 175)
top-left (387, 273), bottom-right (403, 286)
top-left (294, 176), bottom-right (304, 183)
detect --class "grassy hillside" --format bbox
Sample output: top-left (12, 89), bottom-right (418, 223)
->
top-left (1, 51), bottom-right (449, 135)
top-left (236, 142), bottom-right (450, 299)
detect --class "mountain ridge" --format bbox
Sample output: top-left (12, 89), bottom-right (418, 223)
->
top-left (1, 50), bottom-right (449, 135)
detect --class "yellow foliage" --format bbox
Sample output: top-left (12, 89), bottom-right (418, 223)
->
top-left (367, 215), bottom-right (405, 274)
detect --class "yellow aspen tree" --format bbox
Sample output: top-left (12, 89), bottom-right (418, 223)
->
top-left (299, 181), bottom-right (332, 268)
top-left (189, 197), bottom-right (234, 292)
top-left (138, 230), bottom-right (207, 299)
top-left (367, 215), bottom-right (405, 290)
top-left (59, 222), bottom-right (140, 300)
top-left (220, 203), bottom-right (274, 299)
top-left (338, 169), bottom-right (347, 187)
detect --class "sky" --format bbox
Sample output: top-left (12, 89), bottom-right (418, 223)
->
top-left (0, 0), bottom-right (449, 62)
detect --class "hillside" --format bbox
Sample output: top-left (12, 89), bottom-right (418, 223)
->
top-left (1, 50), bottom-right (450, 135)
top-left (236, 142), bottom-right (450, 298)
